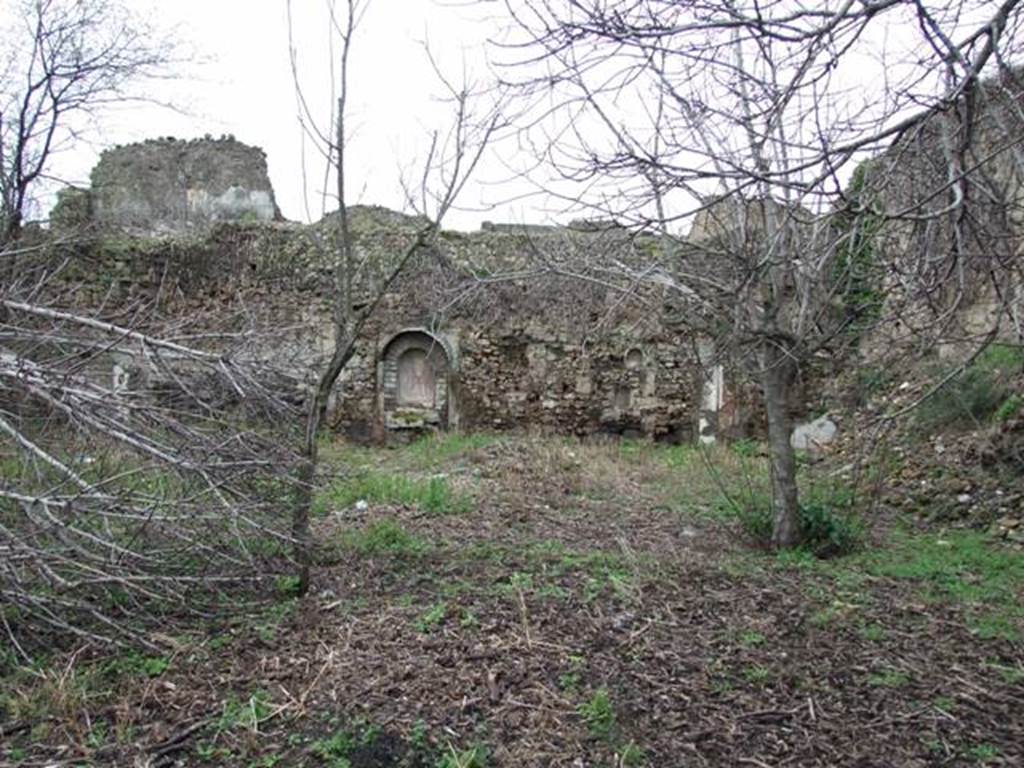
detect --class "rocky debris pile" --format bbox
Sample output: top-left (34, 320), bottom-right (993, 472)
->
top-left (815, 365), bottom-right (1023, 539)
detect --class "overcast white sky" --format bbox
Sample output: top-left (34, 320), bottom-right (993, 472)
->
top-left (56, 0), bottom-right (527, 232)
top-left (26, 1), bottom-right (1012, 233)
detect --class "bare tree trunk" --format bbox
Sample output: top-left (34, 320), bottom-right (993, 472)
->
top-left (293, 336), bottom-right (356, 595)
top-left (761, 341), bottom-right (801, 549)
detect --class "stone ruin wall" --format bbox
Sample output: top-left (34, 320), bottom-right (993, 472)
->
top-left (330, 269), bottom-right (702, 443)
top-left (72, 131), bottom-right (1011, 444)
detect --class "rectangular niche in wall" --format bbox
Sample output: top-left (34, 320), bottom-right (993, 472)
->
top-left (397, 348), bottom-right (435, 407)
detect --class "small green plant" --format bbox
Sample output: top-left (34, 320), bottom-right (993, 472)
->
top-left (964, 743), bottom-right (999, 763)
top-left (312, 722), bottom-right (381, 768)
top-left (436, 743), bottom-right (488, 768)
top-left (558, 655), bottom-right (586, 693)
top-left (731, 438), bottom-right (761, 458)
top-left (312, 730), bottom-right (356, 766)
top-left (275, 575), bottom-right (303, 598)
top-left (932, 696), bottom-right (955, 711)
top-left (994, 393), bottom-right (1022, 423)
top-left (986, 661), bottom-right (1024, 684)
top-left (858, 623), bottom-right (887, 642)
top-left (86, 719), bottom-right (109, 749)
top-left (866, 668), bottom-right (911, 687)
top-left (741, 665), bottom-right (770, 684)
top-left (578, 688), bottom-right (615, 740)
top-left (799, 495), bottom-right (864, 558)
top-left (409, 719), bottom-right (428, 751)
top-left (619, 741), bottom-right (646, 766)
top-left (218, 690), bottom-right (273, 733)
top-left (195, 741), bottom-right (230, 761)
top-left (737, 630), bottom-right (765, 648)
top-left (415, 602), bottom-right (447, 633)
top-left (253, 599), bottom-right (296, 643)
top-left (105, 651), bottom-right (170, 679)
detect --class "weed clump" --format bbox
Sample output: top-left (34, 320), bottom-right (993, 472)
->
top-left (578, 688), bottom-right (615, 739)
top-left (722, 485), bottom-right (864, 557)
top-left (914, 344), bottom-right (1024, 432)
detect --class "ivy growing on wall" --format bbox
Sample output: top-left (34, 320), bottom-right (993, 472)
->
top-left (832, 160), bottom-right (885, 334)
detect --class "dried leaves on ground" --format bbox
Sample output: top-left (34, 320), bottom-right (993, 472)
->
top-left (2, 434), bottom-right (1021, 767)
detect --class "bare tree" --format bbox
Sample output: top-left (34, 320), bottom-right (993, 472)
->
top-left (286, 0), bottom-right (503, 593)
top-left (497, 0), bottom-right (1023, 547)
top-left (0, 0), bottom-right (175, 245)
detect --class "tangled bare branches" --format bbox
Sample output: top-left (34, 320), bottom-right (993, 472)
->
top-left (0, 245), bottom-right (304, 655)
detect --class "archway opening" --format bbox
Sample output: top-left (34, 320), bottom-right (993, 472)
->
top-left (380, 329), bottom-right (454, 433)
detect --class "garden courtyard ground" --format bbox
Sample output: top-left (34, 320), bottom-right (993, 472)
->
top-left (1, 433), bottom-right (1022, 767)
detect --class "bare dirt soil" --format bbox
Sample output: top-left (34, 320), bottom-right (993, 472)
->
top-left (2, 435), bottom-right (1022, 767)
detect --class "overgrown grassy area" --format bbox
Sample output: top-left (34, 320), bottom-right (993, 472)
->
top-left (3, 432), bottom-right (1021, 767)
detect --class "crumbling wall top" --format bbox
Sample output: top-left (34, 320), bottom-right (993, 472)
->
top-left (88, 136), bottom-right (281, 235)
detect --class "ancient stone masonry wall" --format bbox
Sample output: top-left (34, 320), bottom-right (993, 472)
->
top-left (325, 234), bottom-right (702, 442)
top-left (42, 209), bottom-right (707, 442)
top-left (75, 137), bottom-right (281, 235)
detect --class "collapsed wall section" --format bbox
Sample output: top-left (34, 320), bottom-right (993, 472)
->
top-left (83, 137), bottom-right (281, 235)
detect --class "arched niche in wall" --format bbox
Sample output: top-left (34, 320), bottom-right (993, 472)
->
top-left (624, 347), bottom-right (644, 370)
top-left (379, 329), bottom-right (455, 431)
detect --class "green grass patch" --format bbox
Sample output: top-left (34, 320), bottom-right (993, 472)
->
top-left (866, 668), bottom-right (912, 687)
top-left (859, 531), bottom-right (1023, 639)
top-left (619, 439), bottom-right (700, 469)
top-left (414, 601), bottom-right (447, 633)
top-left (963, 743), bottom-right (1000, 763)
top-left (741, 665), bottom-right (771, 685)
top-left (316, 471), bottom-right (472, 516)
top-left (402, 432), bottom-right (503, 466)
top-left (737, 630), bottom-right (766, 648)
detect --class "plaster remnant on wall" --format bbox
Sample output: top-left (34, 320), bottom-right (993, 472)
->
top-left (699, 364), bottom-right (725, 444)
top-left (187, 187), bottom-right (277, 224)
